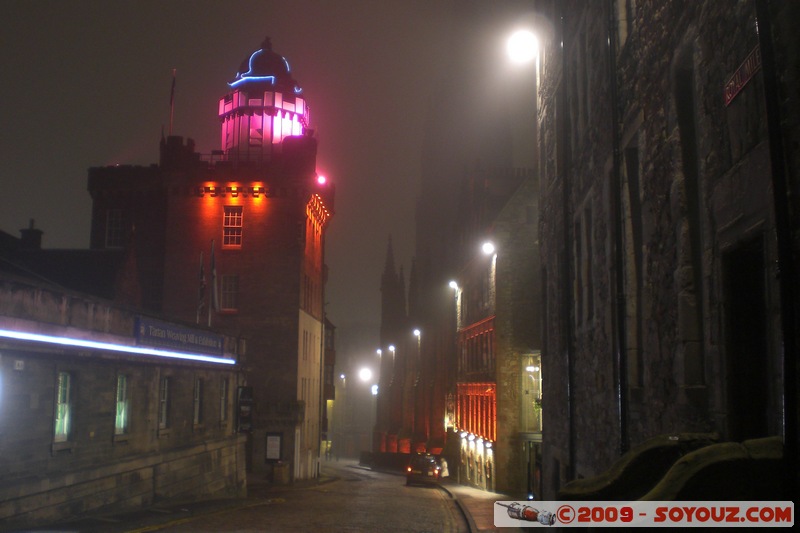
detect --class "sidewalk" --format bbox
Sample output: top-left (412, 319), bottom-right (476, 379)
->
top-left (437, 480), bottom-right (525, 533)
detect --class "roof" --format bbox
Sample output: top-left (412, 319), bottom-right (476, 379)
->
top-left (229, 37), bottom-right (302, 94)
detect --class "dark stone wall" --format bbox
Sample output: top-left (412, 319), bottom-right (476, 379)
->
top-left (538, 0), bottom-right (797, 499)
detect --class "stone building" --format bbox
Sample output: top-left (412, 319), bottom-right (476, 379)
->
top-left (374, 0), bottom-right (544, 495)
top-left (449, 165), bottom-right (541, 495)
top-left (86, 37), bottom-right (335, 482)
top-left (0, 271), bottom-right (244, 529)
top-left (535, 0), bottom-right (799, 498)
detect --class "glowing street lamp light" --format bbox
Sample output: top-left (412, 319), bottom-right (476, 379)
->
top-left (449, 280), bottom-right (458, 290)
top-left (358, 367), bottom-right (373, 382)
top-left (371, 384), bottom-right (379, 396)
top-left (482, 241), bottom-right (496, 255)
top-left (376, 348), bottom-right (382, 357)
top-left (413, 329), bottom-right (421, 338)
top-left (507, 29), bottom-right (539, 64)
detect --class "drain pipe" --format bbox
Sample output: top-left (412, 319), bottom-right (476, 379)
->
top-left (755, 0), bottom-right (797, 499)
top-left (607, 0), bottom-right (629, 455)
top-left (557, 4), bottom-right (577, 482)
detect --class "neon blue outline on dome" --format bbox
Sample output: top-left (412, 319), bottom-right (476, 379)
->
top-left (229, 75), bottom-right (277, 88)
top-left (228, 48), bottom-right (303, 93)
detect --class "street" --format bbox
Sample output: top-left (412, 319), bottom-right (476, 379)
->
top-left (146, 460), bottom-right (467, 533)
top-left (155, 460), bottom-right (466, 533)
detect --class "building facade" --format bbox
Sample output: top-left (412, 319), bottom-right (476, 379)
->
top-left (536, 0), bottom-right (799, 498)
top-left (376, 0), bottom-right (798, 500)
top-left (375, 0), bottom-right (545, 496)
top-left (450, 166), bottom-right (542, 496)
top-left (87, 37), bottom-right (334, 481)
top-left (0, 273), bottom-right (245, 529)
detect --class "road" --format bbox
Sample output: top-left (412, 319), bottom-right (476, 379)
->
top-left (154, 460), bottom-right (468, 533)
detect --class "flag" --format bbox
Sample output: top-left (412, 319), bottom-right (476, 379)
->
top-left (208, 239), bottom-right (219, 326)
top-left (196, 251), bottom-right (205, 324)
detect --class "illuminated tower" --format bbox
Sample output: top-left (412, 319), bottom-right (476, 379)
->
top-left (219, 37), bottom-right (309, 163)
top-left (87, 37), bottom-right (334, 482)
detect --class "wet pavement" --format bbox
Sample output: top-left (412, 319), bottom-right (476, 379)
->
top-left (21, 460), bottom-right (525, 533)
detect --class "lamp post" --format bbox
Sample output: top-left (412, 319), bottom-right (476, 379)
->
top-left (505, 25), bottom-right (550, 497)
top-left (413, 329), bottom-right (422, 375)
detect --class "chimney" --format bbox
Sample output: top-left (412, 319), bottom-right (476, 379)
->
top-left (19, 219), bottom-right (43, 250)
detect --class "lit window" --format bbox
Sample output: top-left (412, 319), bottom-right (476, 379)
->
top-left (220, 378), bottom-right (229, 422)
top-left (158, 377), bottom-right (170, 429)
top-left (115, 374), bottom-right (129, 435)
top-left (220, 275), bottom-right (239, 310)
top-left (106, 209), bottom-right (125, 248)
top-left (54, 372), bottom-right (72, 442)
top-left (521, 353), bottom-right (543, 433)
top-left (193, 377), bottom-right (204, 426)
top-left (223, 206), bottom-right (243, 247)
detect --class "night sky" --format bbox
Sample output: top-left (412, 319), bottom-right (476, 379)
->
top-left (1, 1), bottom-right (457, 341)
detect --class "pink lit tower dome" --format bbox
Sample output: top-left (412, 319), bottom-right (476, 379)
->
top-left (219, 37), bottom-right (310, 163)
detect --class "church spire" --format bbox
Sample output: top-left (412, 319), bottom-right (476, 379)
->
top-left (382, 235), bottom-right (397, 285)
top-left (380, 235), bottom-right (407, 347)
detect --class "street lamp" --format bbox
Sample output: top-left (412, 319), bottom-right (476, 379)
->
top-left (482, 241), bottom-right (496, 255)
top-left (358, 367), bottom-right (373, 382)
top-left (507, 29), bottom-right (539, 64)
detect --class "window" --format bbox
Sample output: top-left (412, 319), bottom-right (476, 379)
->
top-left (223, 206), bottom-right (243, 247)
top-left (54, 372), bottom-right (72, 442)
top-left (158, 377), bottom-right (170, 429)
top-left (193, 377), bottom-right (204, 426)
top-left (115, 374), bottom-right (129, 435)
top-left (220, 378), bottom-right (229, 423)
top-left (521, 353), bottom-right (543, 433)
top-left (106, 209), bottom-right (125, 248)
top-left (616, 0), bottom-right (636, 48)
top-left (220, 274), bottom-right (239, 310)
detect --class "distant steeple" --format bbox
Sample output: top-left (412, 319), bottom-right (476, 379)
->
top-left (381, 236), bottom-right (397, 286)
top-left (380, 236), bottom-right (407, 346)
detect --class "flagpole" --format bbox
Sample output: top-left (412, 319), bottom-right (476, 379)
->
top-left (196, 251), bottom-right (205, 324)
top-left (169, 69), bottom-right (176, 136)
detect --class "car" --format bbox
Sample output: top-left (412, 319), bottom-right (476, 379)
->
top-left (405, 453), bottom-right (441, 486)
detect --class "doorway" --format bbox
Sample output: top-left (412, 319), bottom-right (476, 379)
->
top-left (525, 440), bottom-right (542, 500)
top-left (723, 237), bottom-right (769, 441)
